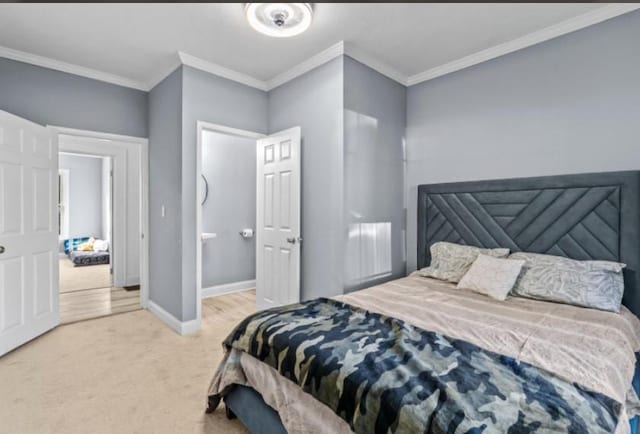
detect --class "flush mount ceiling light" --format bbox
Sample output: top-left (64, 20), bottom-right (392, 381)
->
top-left (245, 3), bottom-right (313, 38)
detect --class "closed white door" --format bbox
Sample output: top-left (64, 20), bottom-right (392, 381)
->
top-left (0, 110), bottom-right (59, 356)
top-left (256, 127), bottom-right (301, 309)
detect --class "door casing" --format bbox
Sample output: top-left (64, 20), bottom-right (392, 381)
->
top-left (195, 121), bottom-right (264, 328)
top-left (51, 126), bottom-right (149, 309)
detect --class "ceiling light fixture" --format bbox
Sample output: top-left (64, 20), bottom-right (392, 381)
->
top-left (245, 3), bottom-right (313, 38)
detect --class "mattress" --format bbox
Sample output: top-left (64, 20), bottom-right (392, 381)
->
top-left (210, 275), bottom-right (640, 434)
top-left (68, 250), bottom-right (110, 266)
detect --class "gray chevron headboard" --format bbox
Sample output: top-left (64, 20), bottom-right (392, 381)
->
top-left (417, 171), bottom-right (640, 317)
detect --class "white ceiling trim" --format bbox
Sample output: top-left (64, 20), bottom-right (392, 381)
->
top-left (0, 4), bottom-right (637, 92)
top-left (178, 40), bottom-right (408, 92)
top-left (407, 3), bottom-right (640, 86)
top-left (343, 42), bottom-right (408, 86)
top-left (266, 41), bottom-right (345, 90)
top-left (178, 51), bottom-right (268, 91)
top-left (145, 53), bottom-right (182, 91)
top-left (0, 44), bottom-right (148, 91)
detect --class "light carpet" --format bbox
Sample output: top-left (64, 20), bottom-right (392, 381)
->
top-left (59, 257), bottom-right (112, 293)
top-left (0, 291), bottom-right (257, 434)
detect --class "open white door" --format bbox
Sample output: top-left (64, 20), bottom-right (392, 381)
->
top-left (256, 127), bottom-right (301, 309)
top-left (0, 110), bottom-right (59, 356)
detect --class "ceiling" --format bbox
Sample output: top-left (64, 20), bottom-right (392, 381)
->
top-left (0, 3), bottom-right (634, 90)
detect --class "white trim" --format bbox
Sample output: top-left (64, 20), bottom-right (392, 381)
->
top-left (202, 280), bottom-right (256, 299)
top-left (178, 40), bottom-right (408, 91)
top-left (2, 4), bottom-right (637, 93)
top-left (197, 121), bottom-right (265, 140)
top-left (266, 41), bottom-right (345, 90)
top-left (179, 51), bottom-right (268, 91)
top-left (49, 125), bottom-right (148, 145)
top-left (57, 169), bottom-right (70, 240)
top-left (148, 301), bottom-right (201, 335)
top-left (196, 121), bottom-right (264, 329)
top-left (52, 126), bottom-right (150, 311)
top-left (407, 4), bottom-right (640, 86)
top-left (145, 53), bottom-right (182, 91)
top-left (0, 45), bottom-right (147, 91)
top-left (343, 42), bottom-right (408, 86)
top-left (139, 140), bottom-right (149, 309)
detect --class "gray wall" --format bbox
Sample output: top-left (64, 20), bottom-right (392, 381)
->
top-left (406, 10), bottom-right (640, 272)
top-left (268, 57), bottom-right (345, 300)
top-left (0, 57), bottom-right (147, 137)
top-left (59, 153), bottom-right (103, 240)
top-left (201, 131), bottom-right (256, 288)
top-left (343, 57), bottom-right (407, 292)
top-left (148, 67), bottom-right (183, 319)
top-left (181, 65), bottom-right (268, 321)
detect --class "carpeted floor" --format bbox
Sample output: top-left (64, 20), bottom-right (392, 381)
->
top-left (0, 290), bottom-right (256, 434)
top-left (59, 257), bottom-right (112, 293)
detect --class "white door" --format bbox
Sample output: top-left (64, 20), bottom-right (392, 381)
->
top-left (256, 127), bottom-right (301, 309)
top-left (0, 110), bottom-right (59, 356)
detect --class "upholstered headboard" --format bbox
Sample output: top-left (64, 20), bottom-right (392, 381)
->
top-left (417, 171), bottom-right (640, 317)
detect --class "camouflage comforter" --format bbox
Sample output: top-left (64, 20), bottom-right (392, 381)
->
top-left (210, 297), bottom-right (620, 433)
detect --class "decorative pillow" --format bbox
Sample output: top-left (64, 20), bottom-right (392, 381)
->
top-left (78, 237), bottom-right (95, 252)
top-left (509, 252), bottom-right (626, 312)
top-left (457, 254), bottom-right (526, 301)
top-left (93, 239), bottom-right (109, 252)
top-left (63, 237), bottom-right (90, 254)
top-left (417, 242), bottom-right (510, 283)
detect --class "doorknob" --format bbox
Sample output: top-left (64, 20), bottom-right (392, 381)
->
top-left (286, 237), bottom-right (296, 244)
top-left (0, 246), bottom-right (4, 254)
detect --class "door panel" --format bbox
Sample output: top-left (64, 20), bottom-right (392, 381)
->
top-left (33, 251), bottom-right (53, 317)
top-left (0, 110), bottom-right (58, 356)
top-left (256, 127), bottom-right (301, 309)
top-left (1, 257), bottom-right (24, 331)
top-left (33, 167), bottom-right (52, 231)
top-left (279, 171), bottom-right (291, 229)
top-left (1, 162), bottom-right (23, 235)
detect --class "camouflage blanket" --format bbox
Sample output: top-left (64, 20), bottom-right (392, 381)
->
top-left (210, 298), bottom-right (621, 433)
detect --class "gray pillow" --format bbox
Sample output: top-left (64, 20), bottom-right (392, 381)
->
top-left (456, 254), bottom-right (526, 301)
top-left (509, 252), bottom-right (626, 312)
top-left (417, 242), bottom-right (510, 283)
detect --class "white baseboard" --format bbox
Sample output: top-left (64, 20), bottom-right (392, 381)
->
top-left (201, 279), bottom-right (256, 299)
top-left (147, 300), bottom-right (201, 336)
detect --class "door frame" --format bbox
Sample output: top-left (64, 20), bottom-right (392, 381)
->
top-left (50, 126), bottom-right (149, 309)
top-left (195, 121), bottom-right (264, 324)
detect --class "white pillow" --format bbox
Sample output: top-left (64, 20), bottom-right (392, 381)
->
top-left (456, 254), bottom-right (525, 301)
top-left (93, 239), bottom-right (109, 252)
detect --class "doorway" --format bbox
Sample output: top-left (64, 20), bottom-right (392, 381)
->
top-left (200, 131), bottom-right (257, 293)
top-left (196, 122), bottom-right (264, 323)
top-left (58, 152), bottom-right (113, 295)
top-left (0, 110), bottom-right (149, 355)
top-left (56, 129), bottom-right (148, 324)
top-left (195, 122), bottom-right (303, 328)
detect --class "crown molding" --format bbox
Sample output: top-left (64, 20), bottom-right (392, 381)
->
top-left (266, 41), bottom-right (345, 91)
top-left (2, 4), bottom-right (637, 93)
top-left (178, 51), bottom-right (268, 91)
top-left (180, 40), bottom-right (407, 92)
top-left (343, 42), bottom-right (408, 86)
top-left (407, 3), bottom-right (640, 86)
top-left (145, 53), bottom-right (183, 90)
top-left (0, 45), bottom-right (148, 91)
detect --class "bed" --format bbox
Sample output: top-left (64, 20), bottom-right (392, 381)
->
top-left (63, 237), bottom-right (110, 266)
top-left (207, 171), bottom-right (640, 434)
top-left (68, 250), bottom-right (110, 266)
